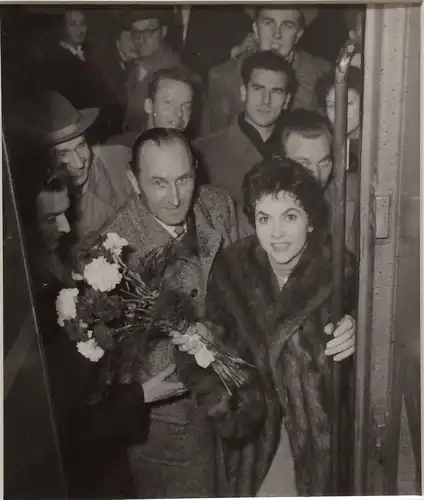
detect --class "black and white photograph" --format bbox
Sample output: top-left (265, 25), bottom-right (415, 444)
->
top-left (2, 2), bottom-right (421, 498)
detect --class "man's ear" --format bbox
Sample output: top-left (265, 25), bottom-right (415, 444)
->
top-left (240, 84), bottom-right (247, 103)
top-left (252, 21), bottom-right (258, 39)
top-left (294, 28), bottom-right (304, 45)
top-left (127, 170), bottom-right (141, 195)
top-left (283, 93), bottom-right (292, 110)
top-left (161, 26), bottom-right (167, 39)
top-left (144, 98), bottom-right (153, 115)
top-left (307, 225), bottom-right (313, 233)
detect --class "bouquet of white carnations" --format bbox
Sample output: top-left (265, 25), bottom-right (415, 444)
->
top-left (55, 232), bottom-right (252, 395)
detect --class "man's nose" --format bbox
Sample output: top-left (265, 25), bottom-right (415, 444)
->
top-left (273, 27), bottom-right (283, 40)
top-left (70, 151), bottom-right (83, 169)
top-left (169, 184), bottom-right (181, 207)
top-left (56, 214), bottom-right (71, 234)
top-left (262, 90), bottom-right (272, 105)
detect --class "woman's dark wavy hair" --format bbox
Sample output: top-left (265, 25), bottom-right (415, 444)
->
top-left (242, 157), bottom-right (330, 249)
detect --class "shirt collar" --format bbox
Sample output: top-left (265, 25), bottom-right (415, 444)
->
top-left (152, 216), bottom-right (187, 238)
top-left (60, 40), bottom-right (85, 60)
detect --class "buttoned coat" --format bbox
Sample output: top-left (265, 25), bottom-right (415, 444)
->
top-left (91, 185), bottom-right (239, 497)
top-left (202, 50), bottom-right (331, 135)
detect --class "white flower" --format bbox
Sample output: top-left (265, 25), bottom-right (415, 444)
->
top-left (83, 256), bottom-right (122, 292)
top-left (71, 270), bottom-right (84, 281)
top-left (103, 232), bottom-right (129, 257)
top-left (76, 331), bottom-right (104, 362)
top-left (56, 288), bottom-right (79, 326)
top-left (195, 345), bottom-right (215, 368)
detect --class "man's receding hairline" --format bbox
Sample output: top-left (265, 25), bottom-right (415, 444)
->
top-left (155, 77), bottom-right (194, 96)
top-left (137, 136), bottom-right (193, 164)
top-left (284, 127), bottom-right (332, 149)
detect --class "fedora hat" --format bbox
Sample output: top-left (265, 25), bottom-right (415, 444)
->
top-left (123, 8), bottom-right (169, 29)
top-left (37, 91), bottom-right (99, 146)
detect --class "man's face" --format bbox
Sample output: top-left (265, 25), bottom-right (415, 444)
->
top-left (131, 18), bottom-right (166, 58)
top-left (64, 10), bottom-right (87, 46)
top-left (37, 188), bottom-right (71, 251)
top-left (325, 87), bottom-right (361, 138)
top-left (285, 131), bottom-right (333, 187)
top-left (254, 9), bottom-right (303, 58)
top-left (241, 69), bottom-right (290, 128)
top-left (136, 139), bottom-right (195, 226)
top-left (118, 30), bottom-right (137, 61)
top-left (145, 78), bottom-right (193, 131)
top-left (51, 136), bottom-right (93, 188)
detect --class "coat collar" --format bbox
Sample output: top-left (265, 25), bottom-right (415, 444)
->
top-left (124, 192), bottom-right (223, 283)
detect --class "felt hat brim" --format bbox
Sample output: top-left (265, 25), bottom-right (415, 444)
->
top-left (46, 106), bottom-right (100, 146)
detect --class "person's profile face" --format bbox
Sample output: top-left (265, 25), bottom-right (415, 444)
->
top-left (254, 190), bottom-right (311, 269)
top-left (146, 78), bottom-right (193, 131)
top-left (136, 139), bottom-right (195, 226)
top-left (242, 68), bottom-right (290, 129)
top-left (37, 188), bottom-right (71, 251)
top-left (254, 9), bottom-right (303, 58)
top-left (131, 18), bottom-right (165, 58)
top-left (118, 30), bottom-right (137, 61)
top-left (51, 136), bottom-right (92, 188)
top-left (64, 10), bottom-right (87, 46)
top-left (325, 87), bottom-right (361, 138)
top-left (285, 131), bottom-right (333, 187)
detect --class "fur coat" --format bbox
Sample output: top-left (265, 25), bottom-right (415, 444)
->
top-left (203, 235), bottom-right (356, 496)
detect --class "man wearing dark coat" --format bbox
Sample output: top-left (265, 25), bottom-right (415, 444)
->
top-left (40, 9), bottom-right (118, 139)
top-left (165, 5), bottom-right (253, 82)
top-left (92, 128), bottom-right (240, 498)
top-left (195, 51), bottom-right (295, 235)
top-left (202, 6), bottom-right (331, 135)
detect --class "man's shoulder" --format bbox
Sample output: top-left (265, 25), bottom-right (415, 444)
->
top-left (194, 123), bottom-right (234, 152)
top-left (105, 132), bottom-right (139, 150)
top-left (97, 144), bottom-right (132, 167)
top-left (208, 57), bottom-right (241, 84)
top-left (296, 51), bottom-right (332, 74)
top-left (197, 185), bottom-right (234, 209)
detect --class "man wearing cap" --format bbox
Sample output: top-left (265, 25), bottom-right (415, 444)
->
top-left (40, 91), bottom-right (136, 245)
top-left (202, 6), bottom-right (331, 135)
top-left (124, 9), bottom-right (185, 133)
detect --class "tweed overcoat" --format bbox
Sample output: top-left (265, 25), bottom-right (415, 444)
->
top-left (90, 185), bottom-right (239, 497)
top-left (204, 235), bottom-right (356, 496)
top-left (202, 50), bottom-right (331, 135)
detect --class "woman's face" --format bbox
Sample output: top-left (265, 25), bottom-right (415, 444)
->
top-left (254, 190), bottom-right (311, 268)
top-left (325, 87), bottom-right (361, 138)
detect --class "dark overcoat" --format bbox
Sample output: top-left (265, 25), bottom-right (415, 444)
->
top-left (204, 235), bottom-right (356, 496)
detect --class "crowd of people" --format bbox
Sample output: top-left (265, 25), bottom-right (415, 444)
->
top-left (5, 5), bottom-right (363, 499)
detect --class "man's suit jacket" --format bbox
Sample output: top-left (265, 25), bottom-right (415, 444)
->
top-left (194, 118), bottom-right (263, 236)
top-left (165, 6), bottom-right (253, 81)
top-left (202, 50), bottom-right (331, 135)
top-left (41, 44), bottom-right (113, 110)
top-left (195, 118), bottom-right (263, 206)
top-left (74, 144), bottom-right (135, 244)
top-left (124, 46), bottom-right (184, 132)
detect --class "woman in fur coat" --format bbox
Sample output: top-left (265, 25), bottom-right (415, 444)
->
top-left (182, 158), bottom-right (357, 496)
